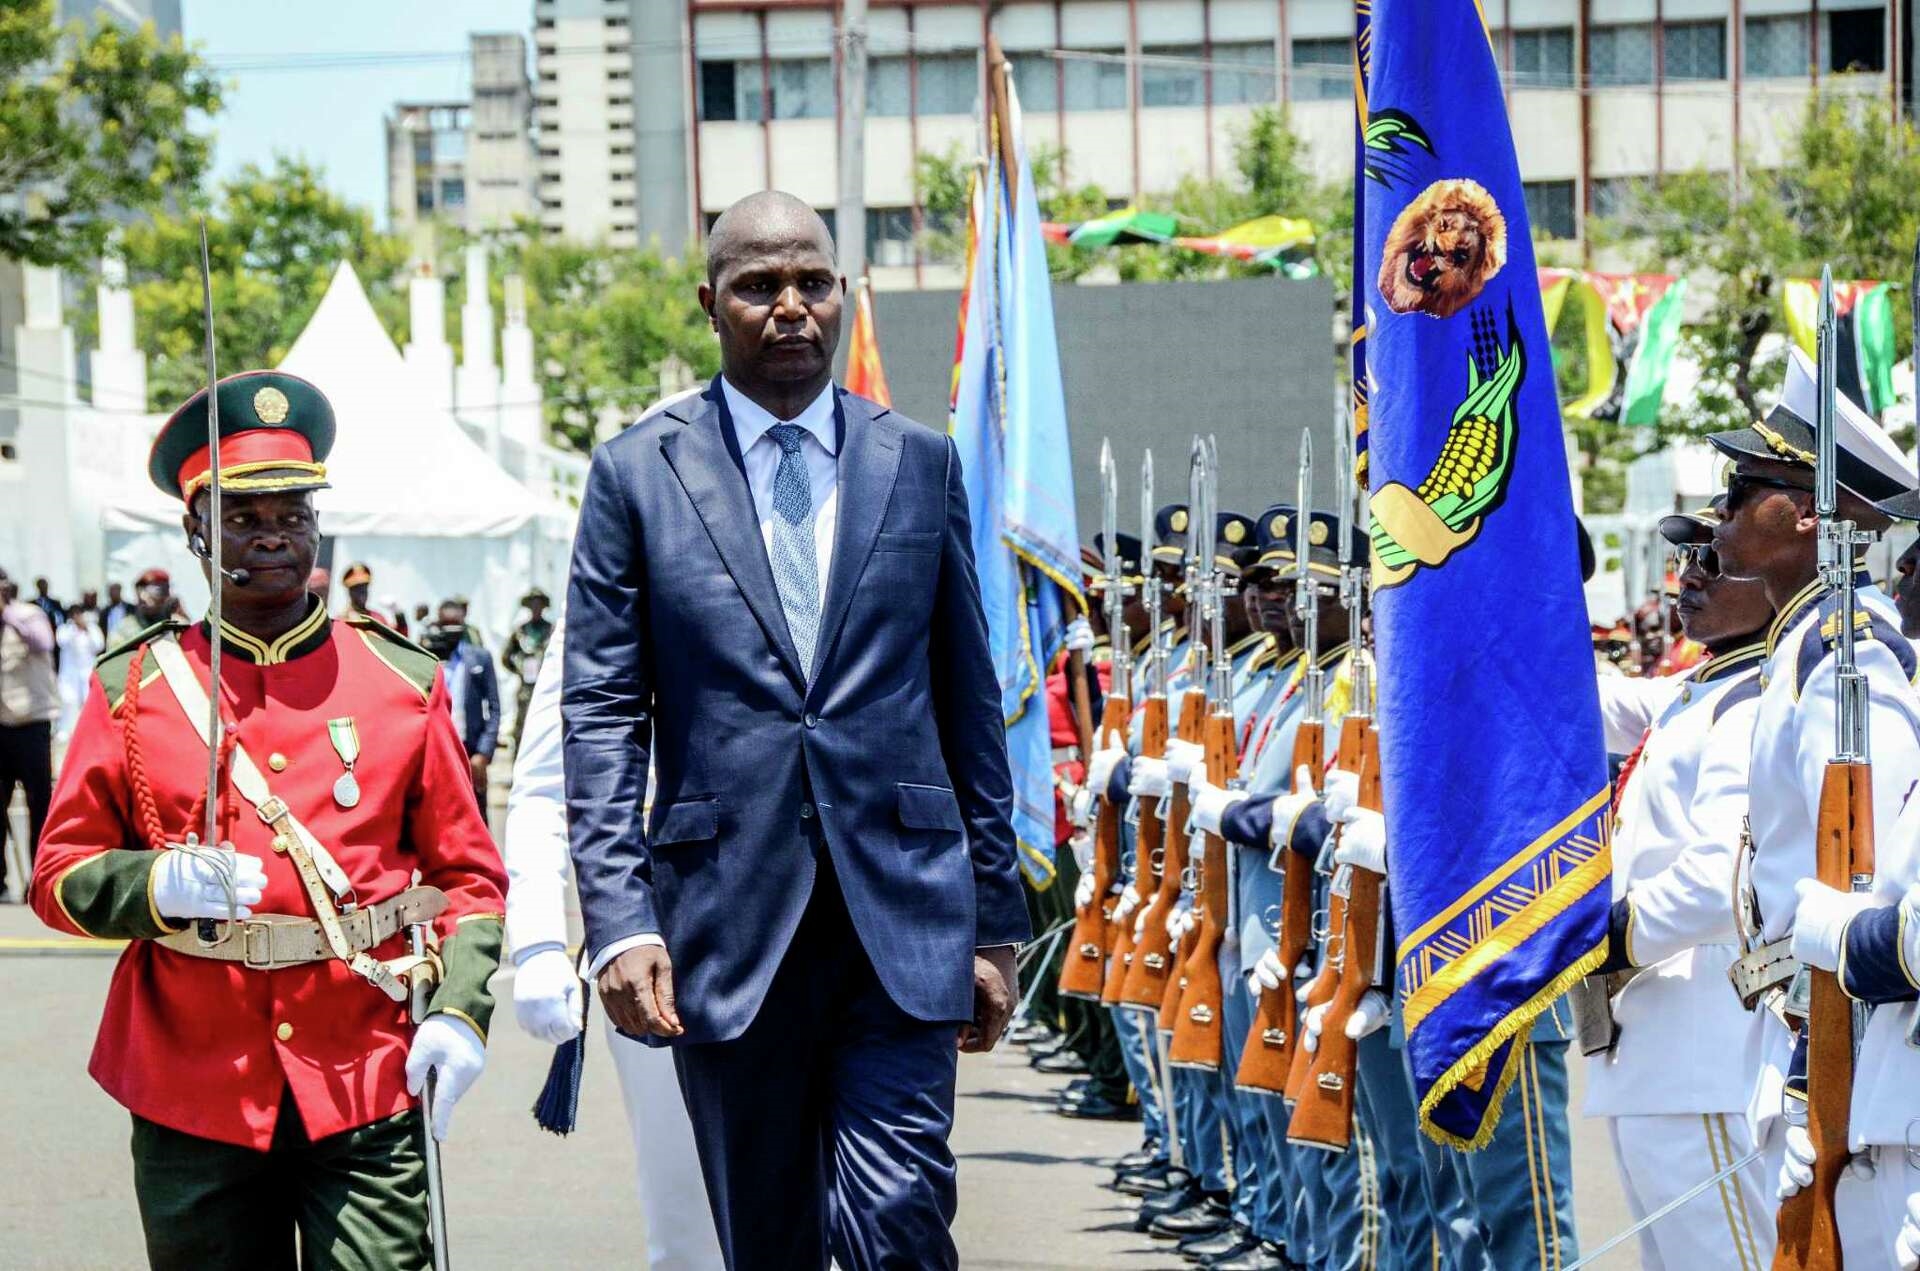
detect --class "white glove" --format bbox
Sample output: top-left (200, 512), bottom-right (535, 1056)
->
top-left (1068, 828), bottom-right (1094, 872)
top-left (1075, 869), bottom-right (1096, 911)
top-left (1789, 878), bottom-right (1875, 973)
top-left (1128, 756), bottom-right (1172, 799)
top-left (1086, 746), bottom-right (1126, 801)
top-left (1189, 782), bottom-right (1250, 836)
top-left (1302, 1001), bottom-right (1330, 1053)
top-left (151, 846), bottom-right (267, 921)
top-left (512, 945), bottom-right (584, 1047)
top-left (1267, 765), bottom-right (1320, 852)
top-left (1167, 899), bottom-right (1197, 941)
top-left (1067, 784), bottom-right (1095, 830)
top-left (1896, 1192), bottom-right (1920, 1270)
top-left (1777, 1124), bottom-right (1815, 1199)
top-left (1252, 947), bottom-right (1286, 994)
top-left (1165, 739), bottom-right (1205, 787)
top-left (1113, 883), bottom-right (1141, 925)
top-left (1323, 767), bottom-right (1361, 823)
top-left (1346, 989), bottom-right (1390, 1040)
top-left (1064, 616), bottom-right (1095, 653)
top-left (1332, 808), bottom-right (1388, 876)
top-left (406, 1014), bottom-right (487, 1142)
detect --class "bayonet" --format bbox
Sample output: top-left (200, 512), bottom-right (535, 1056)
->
top-left (1100, 439), bottom-right (1132, 704)
top-left (1142, 450), bottom-right (1166, 700)
top-left (1296, 430), bottom-right (1324, 723)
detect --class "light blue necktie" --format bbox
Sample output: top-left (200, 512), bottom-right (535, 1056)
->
top-left (765, 423), bottom-right (820, 676)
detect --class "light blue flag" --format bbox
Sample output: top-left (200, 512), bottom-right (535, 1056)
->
top-left (950, 82), bottom-right (1083, 888)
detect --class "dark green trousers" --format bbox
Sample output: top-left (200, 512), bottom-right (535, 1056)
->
top-left (131, 1106), bottom-right (429, 1271)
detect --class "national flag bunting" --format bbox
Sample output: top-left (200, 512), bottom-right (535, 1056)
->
top-left (844, 277), bottom-right (892, 407)
top-left (1784, 277), bottom-right (1897, 415)
top-left (1358, 0), bottom-right (1612, 1148)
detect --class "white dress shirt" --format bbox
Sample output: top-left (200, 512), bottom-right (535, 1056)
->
top-left (720, 375), bottom-right (840, 604)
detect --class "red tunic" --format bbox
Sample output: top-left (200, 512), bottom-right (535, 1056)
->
top-left (30, 611), bottom-right (506, 1149)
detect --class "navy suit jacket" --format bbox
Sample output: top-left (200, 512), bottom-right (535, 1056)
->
top-left (562, 379), bottom-right (1030, 1044)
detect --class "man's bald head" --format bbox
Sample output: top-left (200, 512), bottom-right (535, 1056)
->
top-left (706, 190), bottom-right (837, 287)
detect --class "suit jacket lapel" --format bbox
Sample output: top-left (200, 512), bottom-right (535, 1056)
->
top-left (659, 384), bottom-right (806, 687)
top-left (811, 389), bottom-right (903, 688)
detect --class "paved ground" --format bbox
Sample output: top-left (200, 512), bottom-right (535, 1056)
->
top-left (0, 799), bottom-right (1632, 1269)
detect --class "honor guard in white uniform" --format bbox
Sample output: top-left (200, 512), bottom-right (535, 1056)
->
top-left (1707, 346), bottom-right (1920, 1266)
top-left (1579, 502), bottom-right (1775, 1271)
top-left (505, 602), bottom-right (726, 1271)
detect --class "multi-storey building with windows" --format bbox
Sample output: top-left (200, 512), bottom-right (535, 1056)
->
top-left (531, 0), bottom-right (1908, 283)
top-left (386, 33), bottom-right (538, 235)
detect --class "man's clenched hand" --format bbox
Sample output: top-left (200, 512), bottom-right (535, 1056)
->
top-left (598, 944), bottom-right (684, 1039)
top-left (959, 946), bottom-right (1018, 1053)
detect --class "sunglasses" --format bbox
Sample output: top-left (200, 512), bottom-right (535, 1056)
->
top-left (1724, 470), bottom-right (1814, 510)
top-left (1674, 541), bottom-right (1721, 578)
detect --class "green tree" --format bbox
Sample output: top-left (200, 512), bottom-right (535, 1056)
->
top-left (108, 156), bottom-right (410, 410)
top-left (0, 0), bottom-right (221, 268)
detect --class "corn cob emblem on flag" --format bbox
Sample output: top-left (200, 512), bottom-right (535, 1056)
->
top-left (1357, 0), bottom-right (1612, 1148)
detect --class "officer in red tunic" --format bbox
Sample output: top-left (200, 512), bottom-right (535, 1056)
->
top-left (29, 371), bottom-right (508, 1270)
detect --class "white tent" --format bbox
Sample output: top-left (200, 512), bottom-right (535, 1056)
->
top-left (100, 264), bottom-right (565, 643)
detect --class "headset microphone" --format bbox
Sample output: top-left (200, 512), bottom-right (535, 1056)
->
top-left (192, 535), bottom-right (252, 586)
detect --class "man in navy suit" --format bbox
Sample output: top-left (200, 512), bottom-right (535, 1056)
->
top-left (562, 191), bottom-right (1029, 1271)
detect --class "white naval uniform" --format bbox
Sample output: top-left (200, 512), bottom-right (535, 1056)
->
top-left (1583, 646), bottom-right (1772, 1271)
top-left (505, 610), bottom-right (725, 1271)
top-left (1744, 577), bottom-right (1920, 1266)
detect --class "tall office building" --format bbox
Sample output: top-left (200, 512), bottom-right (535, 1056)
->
top-left (386, 33), bottom-right (538, 235)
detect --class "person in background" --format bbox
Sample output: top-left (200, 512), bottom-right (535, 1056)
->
top-left (102, 582), bottom-right (133, 635)
top-left (54, 604), bottom-right (105, 743)
top-left (113, 569), bottom-right (175, 644)
top-left (339, 562), bottom-right (390, 628)
top-left (382, 595), bottom-right (410, 637)
top-left (413, 602), bottom-right (430, 629)
top-left (422, 600), bottom-right (500, 810)
top-left (31, 577), bottom-right (66, 630)
top-left (502, 588), bottom-right (553, 757)
top-left (0, 571), bottom-right (57, 899)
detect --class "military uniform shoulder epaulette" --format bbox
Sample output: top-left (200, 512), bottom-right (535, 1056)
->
top-left (95, 619), bottom-right (186, 713)
top-left (1710, 670), bottom-right (1765, 725)
top-left (346, 613), bottom-right (441, 700)
top-left (1794, 602), bottom-right (1917, 699)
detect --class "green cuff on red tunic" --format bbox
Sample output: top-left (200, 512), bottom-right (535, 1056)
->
top-left (55, 850), bottom-right (184, 940)
top-left (428, 915), bottom-right (503, 1043)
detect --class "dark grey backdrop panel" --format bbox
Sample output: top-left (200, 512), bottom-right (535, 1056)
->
top-left (847, 276), bottom-right (1341, 536)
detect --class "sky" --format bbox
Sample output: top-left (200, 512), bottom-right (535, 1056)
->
top-left (182, 0), bottom-right (531, 228)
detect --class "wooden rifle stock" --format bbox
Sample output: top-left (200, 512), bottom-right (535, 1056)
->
top-left (1060, 691), bottom-right (1131, 1000)
top-left (1772, 759), bottom-right (1873, 1270)
top-left (1122, 689), bottom-right (1207, 1008)
top-left (1282, 716), bottom-right (1369, 1105)
top-left (1169, 710), bottom-right (1239, 1068)
top-left (1102, 695), bottom-right (1167, 1004)
top-left (1288, 721), bottom-right (1383, 1150)
top-left (1235, 716), bottom-right (1326, 1094)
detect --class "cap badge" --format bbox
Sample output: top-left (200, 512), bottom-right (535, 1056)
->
top-left (1225, 520), bottom-right (1247, 544)
top-left (1308, 521), bottom-right (1329, 545)
top-left (1170, 509), bottom-right (1189, 533)
top-left (253, 386), bottom-right (291, 425)
top-left (1273, 515), bottom-right (1289, 538)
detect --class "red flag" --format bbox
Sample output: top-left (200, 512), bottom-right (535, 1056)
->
top-left (845, 278), bottom-right (892, 407)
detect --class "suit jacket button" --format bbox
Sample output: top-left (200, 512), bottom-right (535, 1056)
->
top-left (804, 712), bottom-right (819, 729)
top-left (800, 803), bottom-right (815, 820)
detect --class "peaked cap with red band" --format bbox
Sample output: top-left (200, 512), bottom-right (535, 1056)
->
top-left (148, 370), bottom-right (335, 502)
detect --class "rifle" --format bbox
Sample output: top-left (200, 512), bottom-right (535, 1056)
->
top-left (1159, 439), bottom-right (1215, 1033)
top-left (1171, 437), bottom-right (1237, 1069)
top-left (1103, 452), bottom-right (1167, 1007)
top-left (1125, 441), bottom-right (1209, 1012)
top-left (1061, 440), bottom-right (1132, 1001)
top-left (1290, 416), bottom-right (1382, 1148)
top-left (1236, 430), bottom-right (1326, 1096)
top-left (1772, 266), bottom-right (1874, 1271)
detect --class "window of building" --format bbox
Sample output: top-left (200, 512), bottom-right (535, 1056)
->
top-left (539, 70), bottom-right (557, 82)
top-left (1745, 14), bottom-right (1809, 77)
top-left (916, 52), bottom-right (977, 116)
top-left (1211, 41), bottom-right (1275, 107)
top-left (413, 136), bottom-right (432, 166)
top-left (1827, 8), bottom-right (1886, 73)
top-left (605, 14), bottom-right (627, 25)
top-left (609, 95), bottom-right (632, 108)
top-left (1141, 45), bottom-right (1204, 108)
top-left (1011, 52), bottom-right (1057, 108)
top-left (740, 58), bottom-right (834, 120)
top-left (613, 196), bottom-right (634, 208)
top-left (1291, 38), bottom-right (1350, 101)
top-left (867, 207), bottom-right (916, 267)
top-left (609, 66), bottom-right (631, 80)
top-left (539, 146), bottom-right (560, 159)
top-left (817, 208), bottom-right (837, 243)
top-left (1590, 177), bottom-right (1637, 221)
top-left (700, 61), bottom-right (740, 121)
top-left (416, 187), bottom-right (435, 212)
top-left (535, 16), bottom-right (553, 29)
top-left (611, 143), bottom-right (633, 156)
top-left (1589, 24), bottom-right (1655, 86)
top-left (1511, 27), bottom-right (1574, 88)
top-left (440, 178), bottom-right (467, 209)
top-left (1523, 180), bottom-right (1576, 239)
top-left (868, 55), bottom-right (910, 116)
top-left (1062, 49), bottom-right (1127, 110)
top-left (1663, 21), bottom-right (1725, 81)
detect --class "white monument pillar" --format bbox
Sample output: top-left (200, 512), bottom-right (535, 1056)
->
top-left (499, 273), bottom-right (541, 465)
top-left (456, 244), bottom-right (501, 459)
top-left (91, 256), bottom-right (147, 414)
top-left (403, 262), bottom-right (456, 417)
top-left (15, 265), bottom-right (80, 591)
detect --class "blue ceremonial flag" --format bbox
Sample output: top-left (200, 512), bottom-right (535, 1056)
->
top-left (950, 73), bottom-right (1083, 888)
top-left (1358, 0), bottom-right (1611, 1148)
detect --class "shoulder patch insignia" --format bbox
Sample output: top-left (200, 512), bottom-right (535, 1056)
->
top-left (348, 615), bottom-right (441, 701)
top-left (96, 620), bottom-right (184, 713)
